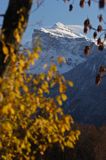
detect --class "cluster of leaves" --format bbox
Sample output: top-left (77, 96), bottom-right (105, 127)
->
top-left (83, 16), bottom-right (105, 54)
top-left (63, 0), bottom-right (106, 85)
top-left (63, 0), bottom-right (91, 12)
top-left (79, 0), bottom-right (106, 8)
top-left (41, 124), bottom-right (106, 160)
top-left (78, 0), bottom-right (106, 85)
top-left (0, 41), bottom-right (80, 159)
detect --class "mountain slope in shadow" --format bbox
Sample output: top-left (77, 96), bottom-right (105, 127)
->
top-left (64, 50), bottom-right (106, 126)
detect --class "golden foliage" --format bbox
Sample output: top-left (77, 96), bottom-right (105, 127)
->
top-left (0, 42), bottom-right (80, 159)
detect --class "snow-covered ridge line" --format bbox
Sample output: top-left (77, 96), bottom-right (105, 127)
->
top-left (40, 22), bottom-right (85, 39)
top-left (26, 22), bottom-right (94, 74)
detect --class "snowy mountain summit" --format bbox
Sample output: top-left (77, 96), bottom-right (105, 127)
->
top-left (29, 22), bottom-right (93, 74)
top-left (41, 22), bottom-right (84, 38)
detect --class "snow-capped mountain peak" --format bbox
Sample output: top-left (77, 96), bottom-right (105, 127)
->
top-left (27, 22), bottom-right (93, 74)
top-left (40, 22), bottom-right (85, 39)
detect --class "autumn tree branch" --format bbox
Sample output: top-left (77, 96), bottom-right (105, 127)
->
top-left (0, 0), bottom-right (33, 76)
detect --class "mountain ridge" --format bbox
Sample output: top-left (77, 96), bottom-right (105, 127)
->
top-left (25, 22), bottom-right (106, 126)
top-left (28, 22), bottom-right (94, 74)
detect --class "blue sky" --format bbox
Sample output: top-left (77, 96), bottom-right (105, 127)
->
top-left (0, 0), bottom-right (106, 43)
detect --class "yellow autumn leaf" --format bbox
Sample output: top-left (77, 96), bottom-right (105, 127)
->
top-left (61, 93), bottom-right (67, 101)
top-left (50, 64), bottom-right (57, 72)
top-left (76, 130), bottom-right (80, 139)
top-left (33, 52), bottom-right (39, 59)
top-left (33, 79), bottom-right (39, 85)
top-left (65, 141), bottom-right (74, 148)
top-left (56, 96), bottom-right (62, 106)
top-left (19, 59), bottom-right (25, 67)
top-left (68, 80), bottom-right (74, 87)
top-left (20, 104), bottom-right (25, 111)
top-left (21, 142), bottom-right (26, 149)
top-left (22, 85), bottom-right (28, 92)
top-left (2, 103), bottom-right (15, 115)
top-left (57, 56), bottom-right (65, 64)
top-left (10, 46), bottom-right (14, 54)
top-left (61, 126), bottom-right (65, 133)
top-left (59, 83), bottom-right (66, 93)
top-left (36, 96), bottom-right (40, 105)
top-left (11, 54), bottom-right (16, 62)
top-left (48, 136), bottom-right (52, 143)
top-left (18, 22), bottom-right (22, 30)
top-left (68, 135), bottom-right (76, 144)
top-left (14, 29), bottom-right (21, 43)
top-left (2, 122), bottom-right (12, 132)
top-left (39, 73), bottom-right (45, 80)
top-left (20, 15), bottom-right (24, 22)
top-left (38, 88), bottom-right (43, 94)
top-left (2, 45), bottom-right (9, 55)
